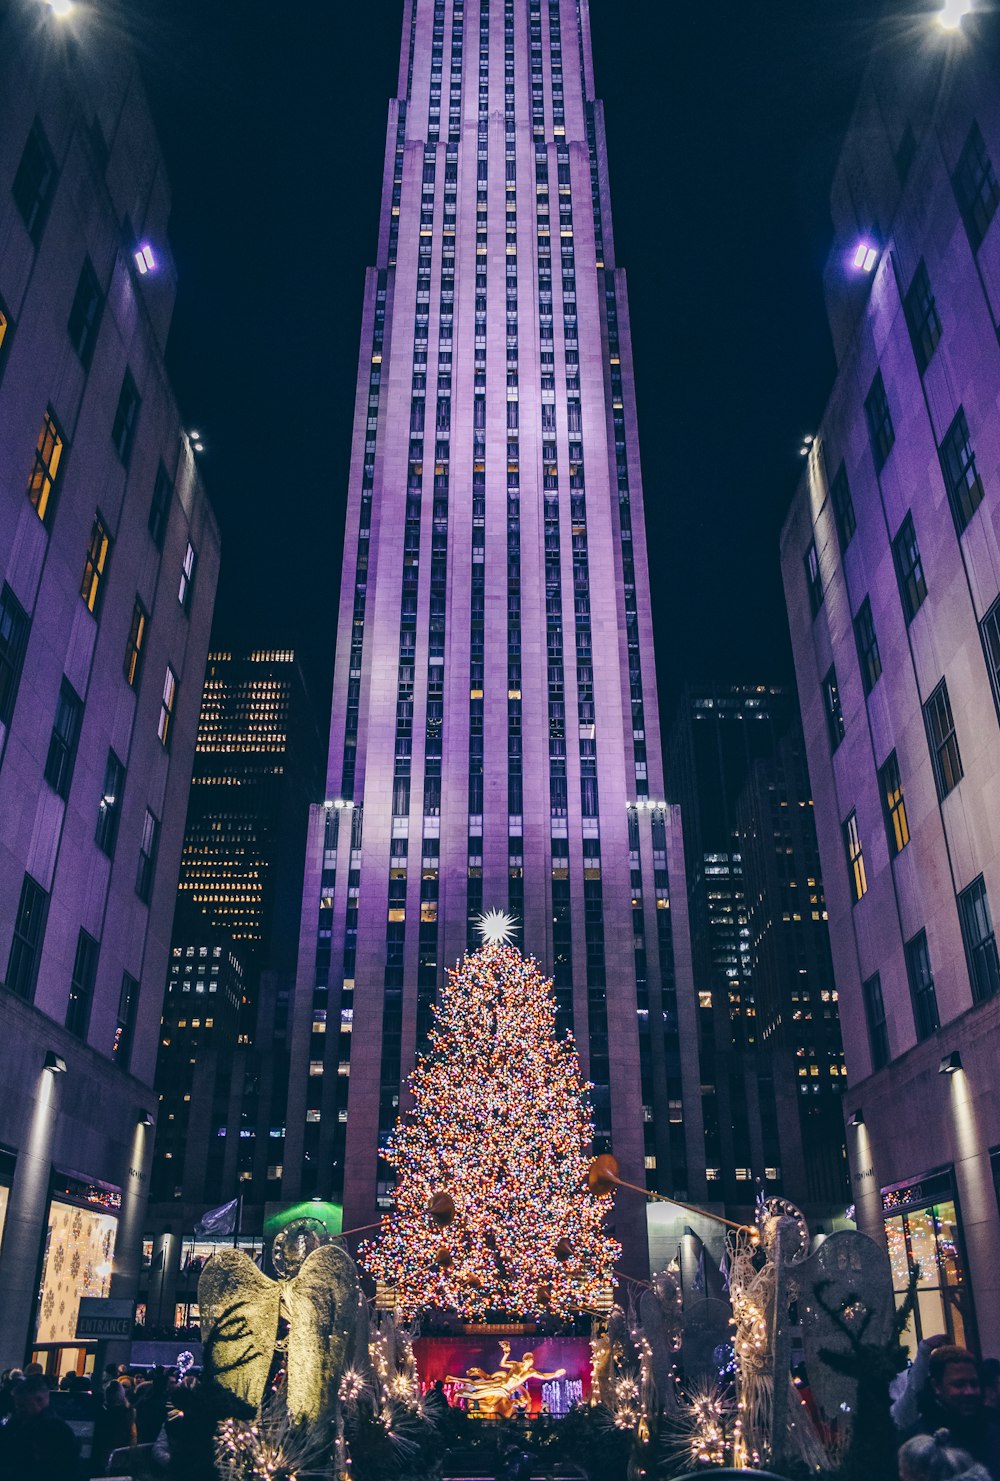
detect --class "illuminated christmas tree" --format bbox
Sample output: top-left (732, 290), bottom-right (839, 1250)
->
top-left (360, 922), bottom-right (620, 1321)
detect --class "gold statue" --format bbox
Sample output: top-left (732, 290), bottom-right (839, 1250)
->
top-left (447, 1339), bottom-right (566, 1418)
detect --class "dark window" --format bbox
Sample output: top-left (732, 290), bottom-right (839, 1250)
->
top-left (879, 750), bottom-right (910, 856)
top-left (0, 297), bottom-right (12, 378)
top-left (823, 665), bottom-right (845, 751)
top-left (66, 929), bottom-right (99, 1039)
top-left (804, 541), bottom-right (823, 616)
top-left (95, 750), bottom-right (125, 857)
top-left (80, 513), bottom-right (112, 616)
top-left (905, 930), bottom-right (940, 1040)
top-left (124, 600), bottom-right (147, 688)
top-left (844, 811), bottom-right (868, 902)
top-left (896, 122), bottom-right (917, 184)
top-left (158, 667), bottom-right (177, 748)
top-left (111, 370), bottom-right (140, 465)
top-left (953, 121), bottom-right (1000, 251)
top-left (940, 408), bottom-right (985, 533)
top-left (863, 972), bottom-right (889, 1070)
top-left (178, 541), bottom-right (197, 613)
top-left (958, 874), bottom-right (1000, 1004)
top-left (892, 512), bottom-right (928, 623)
top-left (27, 408), bottom-right (64, 525)
top-left (5, 875), bottom-right (48, 1002)
top-left (925, 679), bottom-right (963, 799)
top-left (66, 258), bottom-right (104, 369)
top-left (854, 597), bottom-right (882, 694)
top-left (44, 679), bottom-right (83, 799)
top-left (865, 371), bottom-right (895, 471)
top-left (11, 119), bottom-right (56, 244)
top-left (830, 462), bottom-right (856, 550)
top-left (981, 594), bottom-right (1000, 722)
top-left (148, 463), bottom-right (172, 550)
top-left (112, 972), bottom-right (139, 1067)
top-left (136, 808), bottom-right (160, 902)
top-left (903, 261), bottom-right (942, 374)
top-left (0, 584), bottom-right (30, 728)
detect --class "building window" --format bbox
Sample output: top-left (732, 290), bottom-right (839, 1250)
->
top-left (112, 972), bottom-right (139, 1067)
top-left (124, 599), bottom-right (147, 688)
top-left (878, 750), bottom-right (910, 856)
top-left (4, 874), bottom-right (48, 1002)
top-left (822, 665), bottom-right (845, 751)
top-left (830, 462), bottom-right (856, 551)
top-left (953, 121), bottom-right (1000, 251)
top-left (27, 408), bottom-right (65, 525)
top-left (804, 540), bottom-right (823, 616)
top-left (0, 584), bottom-right (30, 728)
top-left (149, 463), bottom-right (172, 550)
top-left (111, 370), bottom-right (140, 466)
top-left (158, 666), bottom-right (177, 748)
top-left (981, 595), bottom-right (1000, 723)
top-left (865, 371), bottom-right (895, 472)
top-left (892, 512), bottom-right (928, 624)
top-left (136, 808), bottom-right (160, 903)
top-left (853, 597), bottom-right (882, 695)
top-left (66, 930), bottom-right (99, 1039)
top-left (905, 930), bottom-right (940, 1040)
top-left (95, 750), bottom-right (125, 858)
top-left (11, 119), bottom-right (56, 245)
top-left (44, 679), bottom-right (83, 799)
top-left (844, 810), bottom-right (868, 902)
top-left (67, 258), bottom-right (104, 369)
top-left (178, 542), bottom-right (197, 613)
top-left (958, 874), bottom-right (1000, 1004)
top-left (924, 679), bottom-right (963, 800)
top-left (939, 408), bottom-right (985, 533)
top-left (80, 513), bottom-right (112, 616)
top-left (902, 260), bottom-right (942, 375)
top-left (862, 972), bottom-right (888, 1070)
top-left (0, 297), bottom-right (11, 377)
top-left (885, 1196), bottom-right (971, 1353)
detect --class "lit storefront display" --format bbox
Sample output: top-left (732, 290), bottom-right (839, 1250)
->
top-left (883, 1168), bottom-right (973, 1356)
top-left (31, 1174), bottom-right (121, 1377)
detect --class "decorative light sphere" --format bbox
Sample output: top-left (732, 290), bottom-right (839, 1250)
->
top-left (588, 1153), bottom-right (621, 1197)
top-left (475, 907), bottom-right (518, 946)
top-left (428, 1191), bottom-right (455, 1227)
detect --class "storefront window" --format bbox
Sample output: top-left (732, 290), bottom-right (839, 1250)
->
top-left (36, 1184), bottom-right (120, 1346)
top-left (885, 1182), bottom-right (971, 1357)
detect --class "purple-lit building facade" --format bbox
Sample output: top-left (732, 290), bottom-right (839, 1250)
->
top-left (781, 23), bottom-right (1000, 1348)
top-left (0, 6), bottom-right (219, 1371)
top-left (286, 0), bottom-right (703, 1279)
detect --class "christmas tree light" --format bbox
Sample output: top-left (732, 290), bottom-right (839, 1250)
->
top-left (360, 941), bottom-right (620, 1320)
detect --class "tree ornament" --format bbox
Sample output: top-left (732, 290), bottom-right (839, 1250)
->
top-left (555, 1237), bottom-right (574, 1263)
top-left (588, 1154), bottom-right (620, 1197)
top-left (428, 1192), bottom-right (455, 1227)
top-left (434, 1246), bottom-right (454, 1269)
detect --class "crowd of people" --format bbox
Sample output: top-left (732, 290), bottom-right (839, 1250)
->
top-left (892, 1340), bottom-right (1000, 1481)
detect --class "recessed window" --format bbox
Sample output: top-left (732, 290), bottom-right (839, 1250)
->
top-left (0, 584), bottom-right (30, 729)
top-left (903, 261), bottom-right (942, 375)
top-left (844, 810), bottom-right (867, 902)
top-left (136, 808), bottom-right (160, 903)
top-left (862, 972), bottom-right (888, 1070)
top-left (853, 597), bottom-right (882, 695)
top-left (980, 594), bottom-right (1000, 723)
top-left (0, 298), bottom-right (12, 378)
top-left (27, 408), bottom-right (65, 525)
top-left (44, 678), bottom-right (83, 799)
top-left (830, 462), bottom-right (856, 551)
top-left (95, 750), bottom-right (125, 858)
top-left (822, 665), bottom-right (845, 751)
top-left (905, 930), bottom-right (940, 1040)
top-left (878, 750), bottom-right (910, 856)
top-left (939, 407), bottom-right (985, 533)
top-left (958, 874), bottom-right (1000, 1004)
top-left (804, 540), bottom-right (823, 617)
top-left (11, 118), bottom-right (57, 245)
top-left (924, 679), bottom-right (963, 800)
top-left (953, 121), bottom-right (1000, 251)
top-left (148, 463), bottom-right (172, 550)
top-left (111, 370), bottom-right (141, 466)
top-left (112, 972), bottom-right (138, 1067)
top-left (892, 512), bottom-right (927, 624)
top-left (66, 929), bottom-right (99, 1039)
top-left (80, 513), bottom-right (112, 616)
top-left (124, 599), bottom-right (147, 688)
top-left (158, 666), bottom-right (177, 748)
top-left (5, 874), bottom-right (48, 1003)
top-left (67, 258), bottom-right (104, 369)
top-left (178, 542), bottom-right (197, 613)
top-left (864, 370), bottom-right (895, 472)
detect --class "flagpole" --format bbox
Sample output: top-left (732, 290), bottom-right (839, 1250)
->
top-left (233, 1191), bottom-right (243, 1250)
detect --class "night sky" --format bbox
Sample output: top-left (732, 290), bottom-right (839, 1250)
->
top-left (128, 0), bottom-right (883, 733)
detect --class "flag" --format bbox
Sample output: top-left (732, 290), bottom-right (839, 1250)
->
top-left (194, 1198), bottom-right (239, 1237)
top-left (719, 1248), bottom-right (730, 1294)
top-left (692, 1247), bottom-right (706, 1293)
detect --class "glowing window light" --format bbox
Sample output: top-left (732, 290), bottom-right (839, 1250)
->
top-left (852, 242), bottom-right (878, 273)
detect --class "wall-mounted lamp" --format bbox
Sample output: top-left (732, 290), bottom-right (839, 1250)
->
top-left (138, 1109), bottom-right (155, 1127)
top-left (44, 1050), bottom-right (67, 1074)
top-left (852, 242), bottom-right (879, 273)
top-left (848, 1108), bottom-right (864, 1127)
top-left (134, 244), bottom-right (157, 276)
top-left (939, 1050), bottom-right (963, 1074)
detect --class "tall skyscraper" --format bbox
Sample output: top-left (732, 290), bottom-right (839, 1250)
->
top-left (286, 0), bottom-right (703, 1279)
top-left (0, 4), bottom-right (219, 1372)
top-left (781, 17), bottom-right (1000, 1344)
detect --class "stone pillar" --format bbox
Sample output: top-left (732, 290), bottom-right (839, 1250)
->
top-left (946, 1069), bottom-right (1000, 1346)
top-left (147, 1230), bottom-right (182, 1333)
top-left (106, 1115), bottom-right (156, 1367)
top-left (846, 1114), bottom-right (886, 1252)
top-left (0, 1061), bottom-right (61, 1369)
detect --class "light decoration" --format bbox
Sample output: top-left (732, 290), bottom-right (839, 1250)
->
top-left (852, 241), bottom-right (878, 273)
top-left (215, 1399), bottom-right (327, 1481)
top-left (475, 907), bottom-right (518, 945)
top-left (360, 941), bottom-right (620, 1320)
top-left (134, 243), bottom-right (157, 276)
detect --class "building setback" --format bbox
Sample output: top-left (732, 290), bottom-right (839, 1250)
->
top-left (286, 0), bottom-right (703, 1280)
top-left (0, 4), bottom-right (219, 1373)
top-left (781, 18), bottom-right (1000, 1351)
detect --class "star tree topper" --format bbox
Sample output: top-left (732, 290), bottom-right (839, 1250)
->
top-left (476, 908), bottom-right (518, 946)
